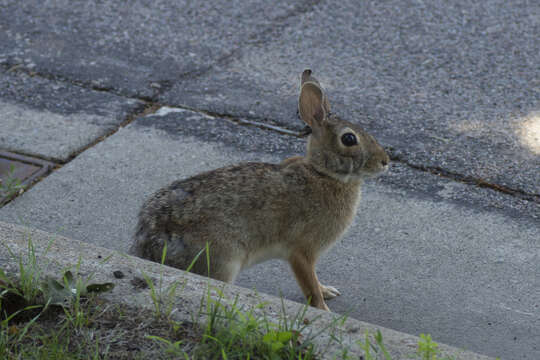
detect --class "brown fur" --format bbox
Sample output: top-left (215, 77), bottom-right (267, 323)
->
top-left (131, 70), bottom-right (389, 310)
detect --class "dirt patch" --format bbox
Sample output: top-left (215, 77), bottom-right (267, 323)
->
top-left (3, 295), bottom-right (201, 359)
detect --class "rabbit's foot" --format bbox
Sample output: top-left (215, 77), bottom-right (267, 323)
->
top-left (320, 284), bottom-right (341, 299)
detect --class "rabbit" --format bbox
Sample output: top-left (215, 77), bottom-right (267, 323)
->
top-left (130, 69), bottom-right (389, 311)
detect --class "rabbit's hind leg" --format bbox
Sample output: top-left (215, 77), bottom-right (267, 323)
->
top-left (209, 258), bottom-right (242, 284)
top-left (185, 248), bottom-right (242, 284)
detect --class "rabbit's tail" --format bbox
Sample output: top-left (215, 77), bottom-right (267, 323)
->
top-left (131, 212), bottom-right (191, 269)
top-left (131, 186), bottom-right (188, 261)
top-left (130, 216), bottom-right (159, 259)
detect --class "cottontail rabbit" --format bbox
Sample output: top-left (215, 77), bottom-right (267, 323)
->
top-left (131, 70), bottom-right (389, 310)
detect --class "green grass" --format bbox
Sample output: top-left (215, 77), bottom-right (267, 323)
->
top-left (141, 242), bottom-right (330, 359)
top-left (0, 234), bottom-right (116, 359)
top-left (356, 329), bottom-right (392, 360)
top-left (0, 164), bottom-right (26, 205)
top-left (141, 241), bottom-right (206, 320)
top-left (0, 233), bottom-right (53, 304)
top-left (192, 292), bottom-right (318, 359)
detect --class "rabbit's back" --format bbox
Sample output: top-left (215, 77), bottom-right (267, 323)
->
top-left (132, 163), bottom-right (281, 263)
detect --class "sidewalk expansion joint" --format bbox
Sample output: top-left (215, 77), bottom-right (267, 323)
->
top-left (0, 101), bottom-right (159, 208)
top-left (390, 154), bottom-right (540, 204)
top-left (179, 104), bottom-right (307, 137)
top-left (1, 63), bottom-right (156, 103)
top-left (63, 102), bottom-right (161, 164)
top-left (2, 54), bottom-right (241, 104)
top-left (0, 150), bottom-right (57, 206)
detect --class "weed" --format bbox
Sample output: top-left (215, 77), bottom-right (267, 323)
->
top-left (0, 234), bottom-right (115, 359)
top-left (418, 333), bottom-right (439, 360)
top-left (0, 233), bottom-right (54, 304)
top-left (41, 269), bottom-right (114, 329)
top-left (146, 334), bottom-right (189, 358)
top-left (356, 329), bottom-right (392, 360)
top-left (0, 164), bottom-right (26, 204)
top-left (0, 298), bottom-right (44, 358)
top-left (142, 241), bottom-right (206, 319)
top-left (190, 287), bottom-right (318, 360)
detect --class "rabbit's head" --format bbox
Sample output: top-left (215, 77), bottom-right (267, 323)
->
top-left (299, 69), bottom-right (389, 182)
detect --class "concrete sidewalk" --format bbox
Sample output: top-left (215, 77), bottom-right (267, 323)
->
top-left (0, 0), bottom-right (539, 359)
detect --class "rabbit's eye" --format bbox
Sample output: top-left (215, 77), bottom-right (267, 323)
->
top-left (341, 133), bottom-right (358, 147)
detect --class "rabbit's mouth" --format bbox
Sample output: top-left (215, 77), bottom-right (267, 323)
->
top-left (361, 160), bottom-right (390, 178)
top-left (341, 157), bottom-right (389, 181)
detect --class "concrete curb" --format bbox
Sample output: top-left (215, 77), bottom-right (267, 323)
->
top-left (0, 221), bottom-right (493, 360)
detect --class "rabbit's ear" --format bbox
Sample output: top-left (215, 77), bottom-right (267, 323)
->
top-left (299, 81), bottom-right (325, 127)
top-left (301, 69), bottom-right (331, 114)
top-left (301, 69), bottom-right (315, 85)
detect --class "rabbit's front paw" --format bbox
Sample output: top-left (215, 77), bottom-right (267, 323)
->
top-left (320, 284), bottom-right (341, 299)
